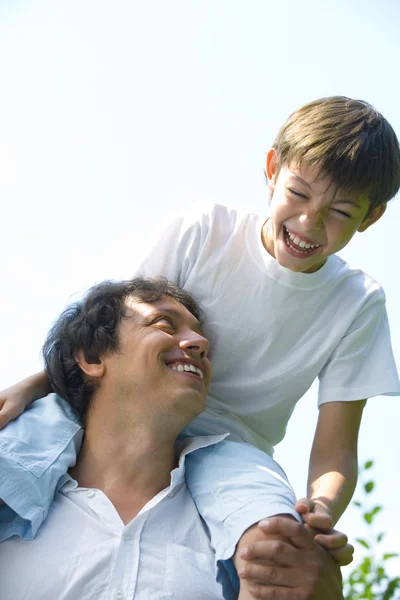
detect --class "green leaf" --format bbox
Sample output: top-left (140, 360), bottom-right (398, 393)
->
top-left (383, 577), bottom-right (400, 600)
top-left (363, 511), bottom-right (373, 524)
top-left (371, 505), bottom-right (382, 516)
top-left (364, 480), bottom-right (375, 494)
top-left (355, 538), bottom-right (370, 549)
top-left (364, 459), bottom-right (374, 469)
top-left (383, 553), bottom-right (399, 560)
top-left (377, 566), bottom-right (386, 580)
top-left (360, 556), bottom-right (372, 574)
top-left (353, 500), bottom-right (362, 508)
top-left (377, 532), bottom-right (385, 542)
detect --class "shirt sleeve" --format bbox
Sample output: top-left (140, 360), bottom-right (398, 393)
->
top-left (318, 292), bottom-right (400, 405)
top-left (132, 202), bottom-right (213, 287)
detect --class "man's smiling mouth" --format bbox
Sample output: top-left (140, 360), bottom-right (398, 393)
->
top-left (283, 226), bottom-right (321, 255)
top-left (166, 361), bottom-right (204, 379)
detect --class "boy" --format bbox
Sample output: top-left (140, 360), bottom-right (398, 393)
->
top-left (1, 96), bottom-right (399, 599)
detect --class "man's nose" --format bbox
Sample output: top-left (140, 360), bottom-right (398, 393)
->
top-left (179, 332), bottom-right (209, 358)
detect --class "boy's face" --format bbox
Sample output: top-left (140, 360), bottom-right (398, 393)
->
top-left (262, 149), bottom-right (386, 273)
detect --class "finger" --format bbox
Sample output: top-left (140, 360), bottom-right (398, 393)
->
top-left (241, 539), bottom-right (306, 568)
top-left (315, 539), bottom-right (354, 567)
top-left (248, 583), bottom-right (305, 599)
top-left (258, 517), bottom-right (314, 551)
top-left (239, 562), bottom-right (300, 587)
top-left (303, 511), bottom-right (333, 530)
top-left (294, 497), bottom-right (314, 515)
top-left (0, 402), bottom-right (20, 429)
top-left (0, 409), bottom-right (12, 429)
top-left (315, 530), bottom-right (348, 549)
top-left (327, 546), bottom-right (354, 567)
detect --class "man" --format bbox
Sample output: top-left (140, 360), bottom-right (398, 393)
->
top-left (0, 277), bottom-right (344, 599)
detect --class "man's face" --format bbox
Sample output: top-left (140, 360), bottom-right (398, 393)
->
top-left (102, 296), bottom-right (211, 426)
top-left (262, 151), bottom-right (385, 273)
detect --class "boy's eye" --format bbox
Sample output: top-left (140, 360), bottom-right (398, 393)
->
top-left (288, 188), bottom-right (307, 199)
top-left (332, 209), bottom-right (352, 219)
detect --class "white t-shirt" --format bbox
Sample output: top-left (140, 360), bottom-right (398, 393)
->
top-left (135, 202), bottom-right (400, 454)
top-left (0, 436), bottom-right (226, 600)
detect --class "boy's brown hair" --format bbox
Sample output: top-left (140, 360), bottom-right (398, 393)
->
top-left (272, 96), bottom-right (400, 210)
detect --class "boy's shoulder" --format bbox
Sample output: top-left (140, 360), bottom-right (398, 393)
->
top-left (181, 201), bottom-right (259, 235)
top-left (183, 201), bottom-right (255, 221)
top-left (331, 254), bottom-right (386, 303)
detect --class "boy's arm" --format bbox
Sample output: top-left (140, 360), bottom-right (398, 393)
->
top-left (304, 399), bottom-right (366, 526)
top-left (0, 370), bottom-right (52, 429)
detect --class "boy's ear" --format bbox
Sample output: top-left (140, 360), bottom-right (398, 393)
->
top-left (75, 350), bottom-right (105, 378)
top-left (266, 148), bottom-right (279, 192)
top-left (358, 203), bottom-right (386, 233)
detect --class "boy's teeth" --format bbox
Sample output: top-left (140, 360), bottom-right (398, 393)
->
top-left (287, 229), bottom-right (319, 250)
top-left (177, 364), bottom-right (184, 372)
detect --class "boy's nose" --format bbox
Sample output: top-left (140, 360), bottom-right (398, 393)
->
top-left (299, 210), bottom-right (324, 230)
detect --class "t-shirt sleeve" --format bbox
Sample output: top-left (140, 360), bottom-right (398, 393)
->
top-left (132, 202), bottom-right (213, 287)
top-left (318, 292), bottom-right (400, 405)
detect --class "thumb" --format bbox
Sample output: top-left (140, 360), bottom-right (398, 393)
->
top-left (294, 497), bottom-right (315, 515)
top-left (0, 399), bottom-right (22, 430)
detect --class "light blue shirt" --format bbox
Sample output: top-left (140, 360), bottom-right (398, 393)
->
top-left (0, 395), bottom-right (83, 540)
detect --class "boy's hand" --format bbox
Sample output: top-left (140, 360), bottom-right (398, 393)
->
top-left (295, 497), bottom-right (333, 530)
top-left (295, 498), bottom-right (354, 566)
top-left (0, 385), bottom-right (29, 429)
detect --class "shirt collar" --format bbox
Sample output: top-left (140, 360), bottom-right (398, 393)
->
top-left (59, 434), bottom-right (229, 496)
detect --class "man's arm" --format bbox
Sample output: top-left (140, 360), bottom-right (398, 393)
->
top-left (0, 370), bottom-right (52, 429)
top-left (239, 517), bottom-right (344, 600)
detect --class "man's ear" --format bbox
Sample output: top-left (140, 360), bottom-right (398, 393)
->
top-left (358, 203), bottom-right (386, 233)
top-left (266, 148), bottom-right (279, 193)
top-left (75, 350), bottom-right (105, 378)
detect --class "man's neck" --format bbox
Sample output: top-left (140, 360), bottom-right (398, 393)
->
top-left (70, 406), bottom-right (180, 524)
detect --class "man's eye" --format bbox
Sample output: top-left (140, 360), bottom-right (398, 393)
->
top-left (154, 316), bottom-right (174, 327)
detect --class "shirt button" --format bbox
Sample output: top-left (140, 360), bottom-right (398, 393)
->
top-left (115, 592), bottom-right (124, 600)
top-left (122, 532), bottom-right (132, 541)
top-left (86, 490), bottom-right (95, 498)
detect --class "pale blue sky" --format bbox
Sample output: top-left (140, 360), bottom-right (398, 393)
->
top-left (1, 0), bottom-right (399, 576)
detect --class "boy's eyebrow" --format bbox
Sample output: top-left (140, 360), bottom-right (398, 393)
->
top-left (333, 198), bottom-right (362, 209)
top-left (290, 174), bottom-right (312, 188)
top-left (290, 174), bottom-right (363, 209)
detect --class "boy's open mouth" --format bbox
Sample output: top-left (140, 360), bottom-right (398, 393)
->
top-left (283, 226), bottom-right (321, 256)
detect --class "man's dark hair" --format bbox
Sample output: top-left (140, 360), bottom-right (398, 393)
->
top-left (42, 277), bottom-right (201, 424)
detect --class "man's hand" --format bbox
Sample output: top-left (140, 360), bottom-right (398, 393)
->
top-left (0, 385), bottom-right (28, 429)
top-left (295, 498), bottom-right (354, 566)
top-left (238, 517), bottom-right (344, 599)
